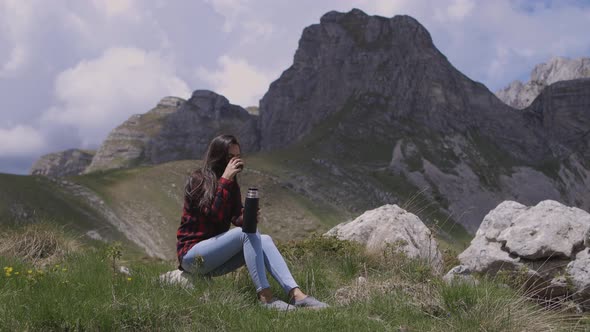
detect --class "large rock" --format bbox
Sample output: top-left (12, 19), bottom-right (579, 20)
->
top-left (457, 237), bottom-right (522, 274)
top-left (496, 56), bottom-right (590, 109)
top-left (325, 204), bottom-right (443, 273)
top-left (86, 92), bottom-right (259, 173)
top-left (147, 90), bottom-right (259, 164)
top-left (85, 96), bottom-right (184, 172)
top-left (496, 200), bottom-right (590, 259)
top-left (30, 149), bottom-right (95, 177)
top-left (566, 249), bottom-right (590, 310)
top-left (449, 200), bottom-right (590, 308)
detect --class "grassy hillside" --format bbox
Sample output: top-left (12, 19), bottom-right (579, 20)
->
top-left (0, 173), bottom-right (139, 252)
top-left (0, 225), bottom-right (586, 331)
top-left (0, 157), bottom-right (349, 260)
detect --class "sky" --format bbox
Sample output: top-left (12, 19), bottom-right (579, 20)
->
top-left (1, 0), bottom-right (589, 175)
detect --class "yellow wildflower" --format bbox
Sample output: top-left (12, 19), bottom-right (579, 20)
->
top-left (62, 268), bottom-right (67, 272)
top-left (14, 272), bottom-right (19, 275)
top-left (127, 277), bottom-right (132, 281)
top-left (4, 267), bottom-right (13, 273)
top-left (27, 270), bottom-right (33, 274)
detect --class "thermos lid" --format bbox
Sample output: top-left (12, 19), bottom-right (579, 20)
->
top-left (247, 187), bottom-right (259, 198)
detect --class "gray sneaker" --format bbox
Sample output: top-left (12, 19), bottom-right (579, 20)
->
top-left (290, 296), bottom-right (329, 309)
top-left (260, 298), bottom-right (297, 311)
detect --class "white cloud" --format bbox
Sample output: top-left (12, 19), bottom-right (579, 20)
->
top-left (239, 20), bottom-right (274, 45)
top-left (92, 0), bottom-right (137, 18)
top-left (42, 47), bottom-right (191, 146)
top-left (205, 0), bottom-right (249, 32)
top-left (446, 0), bottom-right (474, 20)
top-left (0, 44), bottom-right (27, 76)
top-left (0, 0), bottom-right (35, 74)
top-left (0, 125), bottom-right (45, 157)
top-left (433, 0), bottom-right (474, 22)
top-left (364, 0), bottom-right (411, 17)
top-left (197, 55), bottom-right (278, 107)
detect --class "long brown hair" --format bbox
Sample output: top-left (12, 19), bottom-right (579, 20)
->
top-left (185, 134), bottom-right (240, 212)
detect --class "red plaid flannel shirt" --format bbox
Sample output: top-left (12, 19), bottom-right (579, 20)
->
top-left (176, 177), bottom-right (243, 268)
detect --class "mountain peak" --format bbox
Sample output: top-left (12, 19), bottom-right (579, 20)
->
top-left (157, 96), bottom-right (185, 108)
top-left (496, 56), bottom-right (590, 109)
top-left (320, 8), bottom-right (369, 23)
top-left (312, 9), bottom-right (433, 52)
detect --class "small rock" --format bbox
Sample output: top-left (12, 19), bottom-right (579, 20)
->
top-left (86, 230), bottom-right (104, 241)
top-left (443, 265), bottom-right (479, 285)
top-left (159, 269), bottom-right (194, 289)
top-left (119, 266), bottom-right (131, 276)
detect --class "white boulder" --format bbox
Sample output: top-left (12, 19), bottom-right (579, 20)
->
top-left (325, 204), bottom-right (443, 273)
top-left (449, 200), bottom-right (590, 309)
top-left (159, 269), bottom-right (194, 289)
top-left (496, 200), bottom-right (590, 259)
top-left (567, 248), bottom-right (590, 310)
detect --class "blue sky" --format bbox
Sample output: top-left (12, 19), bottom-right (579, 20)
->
top-left (1, 0), bottom-right (589, 174)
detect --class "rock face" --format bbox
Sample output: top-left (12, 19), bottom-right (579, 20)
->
top-left (567, 249), bottom-right (590, 310)
top-left (256, 8), bottom-right (590, 232)
top-left (259, 9), bottom-right (543, 159)
top-left (447, 200), bottom-right (590, 309)
top-left (496, 57), bottom-right (590, 109)
top-left (85, 92), bottom-right (259, 173)
top-left (30, 149), bottom-right (95, 177)
top-left (325, 204), bottom-right (443, 273)
top-left (148, 91), bottom-right (259, 164)
top-left (85, 96), bottom-right (184, 173)
top-left (528, 78), bottom-right (590, 161)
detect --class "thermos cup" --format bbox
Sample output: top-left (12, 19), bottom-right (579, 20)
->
top-left (242, 187), bottom-right (259, 233)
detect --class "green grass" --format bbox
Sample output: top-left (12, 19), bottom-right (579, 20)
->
top-left (0, 229), bottom-right (585, 331)
top-left (0, 173), bottom-right (131, 246)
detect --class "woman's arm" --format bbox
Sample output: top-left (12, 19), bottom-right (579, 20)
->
top-left (207, 177), bottom-right (236, 224)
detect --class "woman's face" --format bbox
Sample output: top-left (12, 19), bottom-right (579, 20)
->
top-left (227, 144), bottom-right (241, 162)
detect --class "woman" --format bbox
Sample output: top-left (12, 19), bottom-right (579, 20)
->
top-left (176, 134), bottom-right (328, 310)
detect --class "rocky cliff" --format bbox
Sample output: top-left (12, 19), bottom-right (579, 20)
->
top-left (85, 92), bottom-right (259, 173)
top-left (496, 56), bottom-right (590, 109)
top-left (256, 9), bottom-right (590, 232)
top-left (30, 149), bottom-right (95, 177)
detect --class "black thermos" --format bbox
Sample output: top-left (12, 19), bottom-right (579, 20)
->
top-left (242, 187), bottom-right (259, 233)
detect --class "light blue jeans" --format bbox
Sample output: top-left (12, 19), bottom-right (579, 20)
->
top-left (181, 228), bottom-right (299, 294)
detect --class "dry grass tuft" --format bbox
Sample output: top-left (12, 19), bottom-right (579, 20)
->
top-left (0, 222), bottom-right (81, 267)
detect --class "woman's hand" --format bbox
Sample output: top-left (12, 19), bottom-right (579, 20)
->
top-left (221, 157), bottom-right (244, 180)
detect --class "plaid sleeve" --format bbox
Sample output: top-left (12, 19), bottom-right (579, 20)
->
top-left (208, 177), bottom-right (235, 224)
